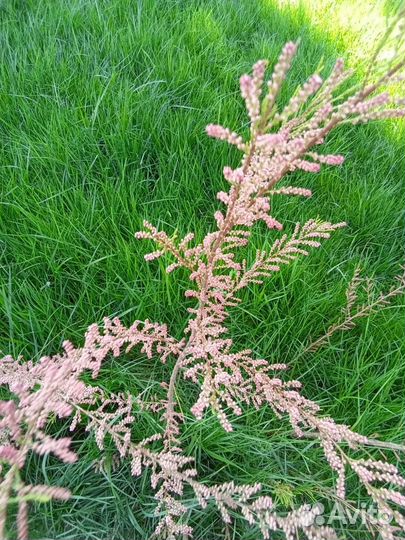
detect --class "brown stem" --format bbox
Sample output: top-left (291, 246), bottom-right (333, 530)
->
top-left (164, 343), bottom-right (191, 446)
top-left (0, 466), bottom-right (16, 540)
top-left (304, 431), bottom-right (405, 452)
top-left (303, 275), bottom-right (405, 354)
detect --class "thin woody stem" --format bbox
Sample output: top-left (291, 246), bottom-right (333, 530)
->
top-left (303, 271), bottom-right (405, 354)
top-left (303, 432), bottom-right (405, 453)
top-left (164, 343), bottom-right (191, 446)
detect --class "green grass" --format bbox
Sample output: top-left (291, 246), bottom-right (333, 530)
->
top-left (0, 0), bottom-right (404, 538)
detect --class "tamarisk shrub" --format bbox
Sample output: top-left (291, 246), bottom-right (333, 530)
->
top-left (1, 35), bottom-right (405, 540)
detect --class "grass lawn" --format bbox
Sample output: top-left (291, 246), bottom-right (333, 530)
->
top-left (0, 0), bottom-right (404, 538)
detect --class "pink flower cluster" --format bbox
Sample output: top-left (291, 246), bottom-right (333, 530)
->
top-left (1, 37), bottom-right (405, 540)
top-left (134, 39), bottom-right (405, 538)
top-left (0, 317), bottom-right (183, 538)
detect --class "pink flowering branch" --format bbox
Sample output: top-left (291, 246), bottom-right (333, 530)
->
top-left (70, 397), bottom-right (339, 540)
top-left (137, 40), bottom-right (404, 432)
top-left (0, 26), bottom-right (405, 540)
top-left (0, 317), bottom-right (183, 538)
top-left (134, 37), bottom-right (405, 538)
